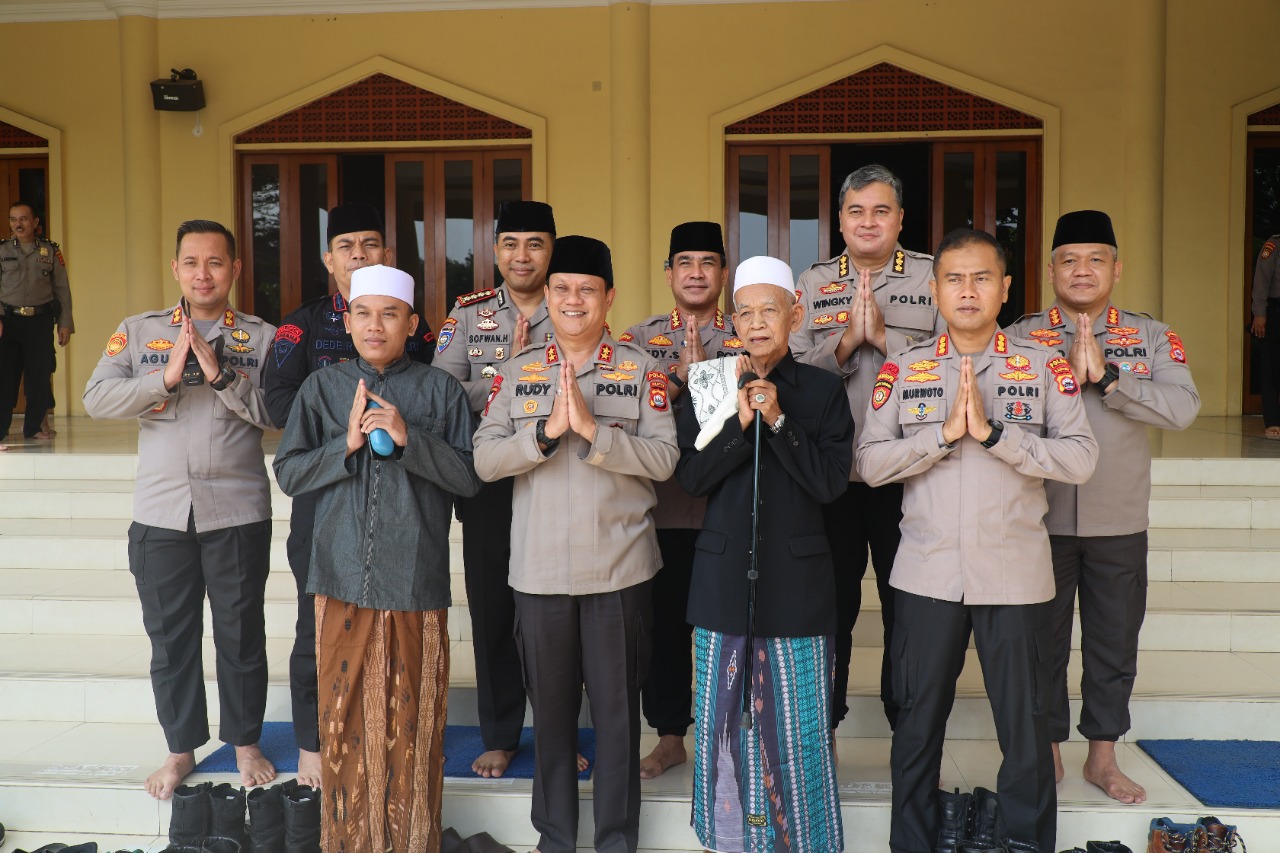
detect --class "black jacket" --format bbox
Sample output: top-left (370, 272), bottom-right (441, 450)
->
top-left (676, 352), bottom-right (853, 637)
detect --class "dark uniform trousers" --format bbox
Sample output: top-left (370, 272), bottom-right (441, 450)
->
top-left (890, 592), bottom-right (1055, 853)
top-left (825, 479), bottom-right (904, 729)
top-left (641, 528), bottom-right (696, 737)
top-left (1261, 298), bottom-right (1280, 427)
top-left (514, 581), bottom-right (651, 853)
top-left (285, 491), bottom-right (320, 752)
top-left (127, 511), bottom-right (272, 754)
top-left (1047, 531), bottom-right (1148, 743)
top-left (460, 476), bottom-right (526, 752)
top-left (0, 308), bottom-right (56, 438)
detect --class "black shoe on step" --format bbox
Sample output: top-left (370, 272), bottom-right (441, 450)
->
top-left (170, 781), bottom-right (213, 846)
top-left (209, 783), bottom-right (248, 851)
top-left (1086, 842), bottom-right (1132, 853)
top-left (970, 787), bottom-right (1000, 846)
top-left (247, 783), bottom-right (286, 853)
top-left (935, 787), bottom-right (974, 853)
top-left (281, 783), bottom-right (321, 853)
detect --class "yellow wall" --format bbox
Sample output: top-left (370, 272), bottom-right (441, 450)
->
top-left (2, 1), bottom-right (1277, 415)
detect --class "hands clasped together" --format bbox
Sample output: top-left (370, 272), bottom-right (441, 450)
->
top-left (734, 355), bottom-right (781, 431)
top-left (1068, 313), bottom-right (1108, 387)
top-left (838, 268), bottom-right (888, 356)
top-left (346, 378), bottom-right (409, 456)
top-left (544, 359), bottom-right (598, 445)
top-left (162, 316), bottom-right (223, 390)
top-left (940, 356), bottom-right (994, 445)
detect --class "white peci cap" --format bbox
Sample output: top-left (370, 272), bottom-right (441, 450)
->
top-left (349, 264), bottom-right (414, 309)
top-left (732, 255), bottom-right (794, 297)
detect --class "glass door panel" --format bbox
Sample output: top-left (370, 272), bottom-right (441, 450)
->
top-left (249, 162), bottom-right (282, 325)
top-left (1245, 137), bottom-right (1280, 414)
top-left (737, 154), bottom-right (771, 262)
top-left (993, 149), bottom-right (1029, 327)
top-left (442, 158), bottom-right (478, 310)
top-left (391, 158), bottom-right (428, 316)
top-left (298, 162), bottom-right (332, 306)
top-left (787, 152), bottom-right (822, 278)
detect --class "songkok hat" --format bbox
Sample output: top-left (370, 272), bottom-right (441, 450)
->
top-left (1052, 210), bottom-right (1117, 250)
top-left (548, 235), bottom-right (613, 289)
top-left (327, 202), bottom-right (384, 243)
top-left (495, 200), bottom-right (556, 238)
top-left (733, 255), bottom-right (794, 297)
top-left (349, 264), bottom-right (414, 310)
top-left (668, 221), bottom-right (725, 258)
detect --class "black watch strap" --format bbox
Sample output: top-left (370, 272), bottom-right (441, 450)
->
top-left (981, 418), bottom-right (1004, 448)
top-left (1098, 362), bottom-right (1121, 393)
top-left (535, 418), bottom-right (559, 453)
top-left (209, 365), bottom-right (236, 391)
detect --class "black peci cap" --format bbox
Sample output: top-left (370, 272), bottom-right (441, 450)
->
top-left (548, 235), bottom-right (613, 289)
top-left (1052, 210), bottom-right (1117, 250)
top-left (495, 200), bottom-right (556, 239)
top-left (668, 221), bottom-right (725, 258)
top-left (327, 202), bottom-right (384, 243)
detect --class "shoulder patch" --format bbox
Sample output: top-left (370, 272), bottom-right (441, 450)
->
top-left (1262, 240), bottom-right (1276, 260)
top-left (871, 362), bottom-right (899, 410)
top-left (105, 332), bottom-right (127, 357)
top-left (1166, 331), bottom-right (1187, 364)
top-left (483, 375), bottom-right (503, 417)
top-left (275, 324), bottom-right (304, 345)
top-left (648, 378), bottom-right (669, 411)
top-left (436, 317), bottom-right (457, 353)
top-left (456, 289), bottom-right (498, 308)
top-left (1046, 356), bottom-right (1079, 396)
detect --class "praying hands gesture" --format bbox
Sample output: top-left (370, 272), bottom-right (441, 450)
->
top-left (835, 269), bottom-right (888, 363)
top-left (673, 312), bottom-right (707, 390)
top-left (345, 380), bottom-right (408, 456)
top-left (1068, 313), bottom-right (1107, 386)
top-left (940, 356), bottom-right (993, 445)
top-left (544, 359), bottom-right (597, 444)
top-left (513, 313), bottom-right (531, 355)
top-left (162, 317), bottom-right (222, 390)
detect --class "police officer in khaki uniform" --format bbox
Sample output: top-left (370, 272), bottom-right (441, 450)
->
top-left (474, 236), bottom-right (678, 853)
top-left (0, 201), bottom-right (74, 442)
top-left (1007, 210), bottom-right (1199, 806)
top-left (434, 200), bottom-right (558, 778)
top-left (83, 220), bottom-right (277, 801)
top-left (620, 221), bottom-right (742, 779)
top-left (858, 229), bottom-right (1098, 853)
top-left (1251, 233), bottom-right (1280, 436)
top-left (791, 164), bottom-right (942, 733)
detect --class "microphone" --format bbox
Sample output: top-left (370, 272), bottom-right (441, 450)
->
top-left (737, 370), bottom-right (759, 389)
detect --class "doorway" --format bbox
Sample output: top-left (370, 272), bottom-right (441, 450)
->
top-left (1244, 133), bottom-right (1280, 415)
top-left (727, 138), bottom-right (1041, 328)
top-left (237, 147), bottom-right (530, 331)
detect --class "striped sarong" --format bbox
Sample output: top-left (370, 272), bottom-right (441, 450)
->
top-left (691, 628), bottom-right (842, 853)
top-left (315, 596), bottom-right (449, 853)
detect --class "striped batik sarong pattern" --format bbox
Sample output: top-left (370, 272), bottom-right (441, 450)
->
top-left (691, 627), bottom-right (842, 853)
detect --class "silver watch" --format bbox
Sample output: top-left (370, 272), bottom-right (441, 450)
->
top-left (769, 413), bottom-right (786, 434)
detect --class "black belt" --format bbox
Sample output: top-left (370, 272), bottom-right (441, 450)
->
top-left (1, 302), bottom-right (54, 317)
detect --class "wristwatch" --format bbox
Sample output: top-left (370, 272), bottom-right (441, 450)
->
top-left (535, 418), bottom-right (559, 453)
top-left (768, 413), bottom-right (786, 434)
top-left (668, 371), bottom-right (687, 390)
top-left (208, 365), bottom-right (236, 391)
top-left (1098, 362), bottom-right (1121, 394)
top-left (980, 418), bottom-right (1004, 448)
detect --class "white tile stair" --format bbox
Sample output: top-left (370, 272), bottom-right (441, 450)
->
top-left (3, 441), bottom-right (1280, 850)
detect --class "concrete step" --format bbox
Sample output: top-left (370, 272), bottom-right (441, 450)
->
top-left (0, 727), bottom-right (1274, 851)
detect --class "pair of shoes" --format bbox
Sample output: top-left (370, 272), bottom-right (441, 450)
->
top-left (1061, 842), bottom-right (1133, 853)
top-left (246, 778), bottom-right (321, 853)
top-left (936, 787), bottom-right (1000, 852)
top-left (169, 782), bottom-right (247, 850)
top-left (1148, 817), bottom-right (1246, 853)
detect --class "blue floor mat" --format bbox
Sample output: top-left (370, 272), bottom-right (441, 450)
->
top-left (1137, 739), bottom-right (1280, 809)
top-left (195, 722), bottom-right (595, 780)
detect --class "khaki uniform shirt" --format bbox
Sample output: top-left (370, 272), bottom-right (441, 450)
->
top-left (0, 237), bottom-right (74, 330)
top-left (472, 335), bottom-right (679, 596)
top-left (1006, 304), bottom-right (1200, 537)
top-left (620, 307), bottom-right (743, 529)
top-left (856, 331), bottom-right (1098, 605)
top-left (791, 245), bottom-right (942, 480)
top-left (433, 285), bottom-right (555, 413)
top-left (83, 303), bottom-right (276, 533)
top-left (1252, 236), bottom-right (1280, 319)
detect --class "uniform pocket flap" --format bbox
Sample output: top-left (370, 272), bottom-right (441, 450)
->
top-left (594, 394), bottom-right (641, 420)
top-left (788, 534), bottom-right (830, 558)
top-left (884, 304), bottom-right (935, 333)
top-left (695, 529), bottom-right (728, 554)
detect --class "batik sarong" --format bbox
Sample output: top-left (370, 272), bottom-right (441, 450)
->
top-left (316, 596), bottom-right (449, 853)
top-left (691, 627), bottom-right (842, 853)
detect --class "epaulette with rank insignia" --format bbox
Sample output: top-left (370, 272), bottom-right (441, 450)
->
top-left (456, 289), bottom-right (498, 308)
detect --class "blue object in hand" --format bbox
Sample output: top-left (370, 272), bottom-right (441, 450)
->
top-left (366, 400), bottom-right (395, 458)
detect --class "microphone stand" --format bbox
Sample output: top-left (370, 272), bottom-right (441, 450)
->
top-left (737, 371), bottom-right (763, 731)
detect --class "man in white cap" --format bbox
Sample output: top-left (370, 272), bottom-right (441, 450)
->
top-left (675, 256), bottom-right (853, 853)
top-left (274, 264), bottom-right (481, 853)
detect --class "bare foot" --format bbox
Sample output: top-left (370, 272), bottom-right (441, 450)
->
top-left (472, 748), bottom-right (517, 778)
top-left (32, 430), bottom-right (54, 440)
top-left (1051, 741), bottom-right (1064, 783)
top-left (1082, 740), bottom-right (1146, 804)
top-left (1267, 426), bottom-right (1280, 440)
top-left (236, 743), bottom-right (277, 788)
top-left (145, 751), bottom-right (195, 799)
top-left (578, 753), bottom-right (589, 773)
top-left (297, 748), bottom-right (322, 789)
top-left (640, 735), bottom-right (687, 779)
top-left (0, 444), bottom-right (8, 452)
